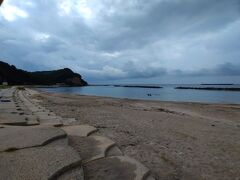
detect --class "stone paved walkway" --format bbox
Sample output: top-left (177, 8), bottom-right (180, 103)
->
top-left (0, 87), bottom-right (155, 180)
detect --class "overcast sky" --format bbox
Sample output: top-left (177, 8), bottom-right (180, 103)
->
top-left (0, 0), bottom-right (240, 84)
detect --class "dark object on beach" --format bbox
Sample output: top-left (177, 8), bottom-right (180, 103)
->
top-left (147, 94), bottom-right (152, 96)
top-left (175, 87), bottom-right (240, 91)
top-left (0, 61), bottom-right (88, 86)
top-left (114, 85), bottom-right (162, 89)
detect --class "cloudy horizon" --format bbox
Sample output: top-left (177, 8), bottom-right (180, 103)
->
top-left (0, 0), bottom-right (240, 84)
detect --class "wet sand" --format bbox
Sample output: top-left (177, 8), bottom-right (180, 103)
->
top-left (34, 90), bottom-right (240, 180)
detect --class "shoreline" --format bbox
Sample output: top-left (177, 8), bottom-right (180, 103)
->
top-left (36, 88), bottom-right (240, 105)
top-left (37, 85), bottom-right (240, 104)
top-left (34, 90), bottom-right (240, 180)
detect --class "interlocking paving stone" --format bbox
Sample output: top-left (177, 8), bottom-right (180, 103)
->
top-left (17, 89), bottom-right (63, 126)
top-left (38, 120), bottom-right (63, 127)
top-left (0, 104), bottom-right (16, 110)
top-left (56, 166), bottom-right (84, 180)
top-left (11, 88), bottom-right (155, 180)
top-left (0, 107), bottom-right (24, 114)
top-left (0, 145), bottom-right (82, 180)
top-left (84, 156), bottom-right (152, 180)
top-left (62, 125), bottom-right (97, 137)
top-left (42, 122), bottom-right (63, 127)
top-left (25, 115), bottom-right (40, 126)
top-left (69, 135), bottom-right (122, 163)
top-left (37, 114), bottom-right (63, 124)
top-left (0, 113), bottom-right (27, 125)
top-left (46, 137), bottom-right (68, 147)
top-left (0, 126), bottom-right (66, 152)
top-left (145, 176), bottom-right (156, 180)
top-left (105, 145), bottom-right (123, 157)
top-left (63, 118), bottom-right (77, 125)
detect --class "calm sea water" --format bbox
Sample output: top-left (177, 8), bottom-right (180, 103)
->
top-left (39, 84), bottom-right (240, 104)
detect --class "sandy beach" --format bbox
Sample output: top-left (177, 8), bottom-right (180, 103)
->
top-left (35, 90), bottom-right (240, 180)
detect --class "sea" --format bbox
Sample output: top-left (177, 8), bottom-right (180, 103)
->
top-left (39, 84), bottom-right (240, 104)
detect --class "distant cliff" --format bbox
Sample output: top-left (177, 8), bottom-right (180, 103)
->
top-left (0, 61), bottom-right (88, 86)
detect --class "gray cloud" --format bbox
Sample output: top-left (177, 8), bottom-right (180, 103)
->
top-left (0, 0), bottom-right (240, 83)
top-left (171, 63), bottom-right (240, 77)
top-left (198, 63), bottom-right (240, 76)
top-left (97, 0), bottom-right (240, 51)
top-left (215, 63), bottom-right (240, 76)
top-left (122, 61), bottom-right (167, 78)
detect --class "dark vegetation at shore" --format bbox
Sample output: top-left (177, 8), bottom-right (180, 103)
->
top-left (0, 61), bottom-right (88, 86)
top-left (175, 87), bottom-right (240, 91)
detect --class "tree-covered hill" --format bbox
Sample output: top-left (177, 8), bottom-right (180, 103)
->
top-left (0, 61), bottom-right (88, 86)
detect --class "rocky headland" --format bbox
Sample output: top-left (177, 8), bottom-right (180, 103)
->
top-left (0, 61), bottom-right (88, 86)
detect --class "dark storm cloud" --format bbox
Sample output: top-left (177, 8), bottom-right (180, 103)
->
top-left (0, 0), bottom-right (240, 82)
top-left (97, 0), bottom-right (240, 51)
top-left (85, 61), bottom-right (240, 81)
top-left (215, 63), bottom-right (240, 76)
top-left (173, 63), bottom-right (240, 77)
top-left (199, 63), bottom-right (240, 76)
top-left (122, 61), bottom-right (167, 78)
